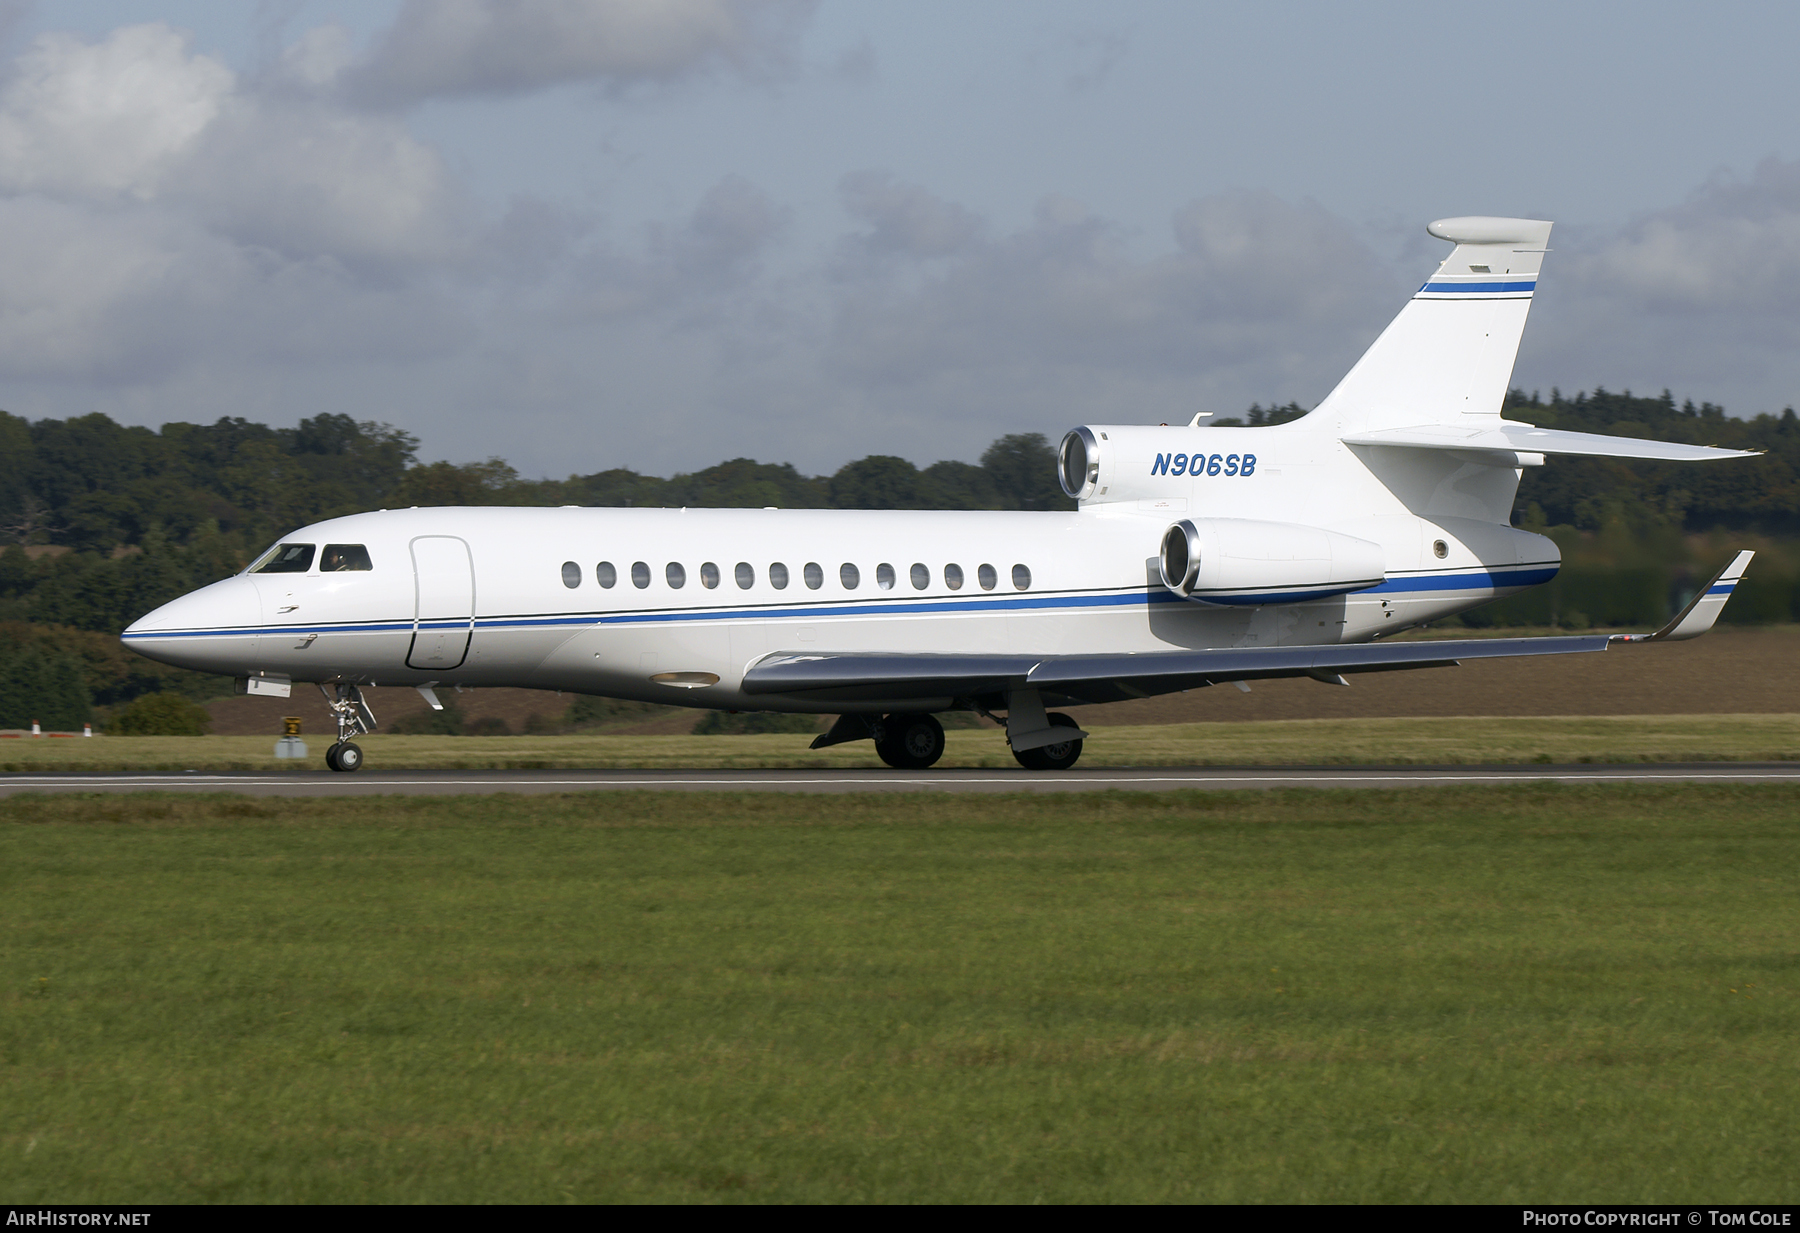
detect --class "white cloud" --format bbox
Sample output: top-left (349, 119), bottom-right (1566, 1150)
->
top-left (1577, 159), bottom-right (1800, 315)
top-left (0, 20), bottom-right (471, 394)
top-left (181, 95), bottom-right (463, 266)
top-left (0, 24), bottom-right (232, 199)
top-left (349, 0), bottom-right (816, 106)
top-left (0, 198), bottom-right (203, 378)
top-left (651, 173), bottom-right (788, 285)
top-left (0, 22), bottom-right (462, 267)
top-left (1520, 158), bottom-right (1800, 413)
top-left (838, 171), bottom-right (985, 263)
top-left (529, 174), bottom-right (788, 329)
top-left (1061, 29), bottom-right (1129, 94)
top-left (0, 10), bottom-right (1796, 481)
top-left (0, 194), bottom-right (472, 384)
top-left (271, 23), bottom-right (360, 93)
top-left (825, 187), bottom-right (1397, 399)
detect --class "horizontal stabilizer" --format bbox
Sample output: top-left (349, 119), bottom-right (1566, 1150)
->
top-left (1343, 421), bottom-right (1757, 463)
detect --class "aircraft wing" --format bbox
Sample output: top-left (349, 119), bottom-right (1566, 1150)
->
top-left (742, 634), bottom-right (1613, 706)
top-left (743, 551), bottom-right (1755, 708)
top-left (1341, 420), bottom-right (1757, 462)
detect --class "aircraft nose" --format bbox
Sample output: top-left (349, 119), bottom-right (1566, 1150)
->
top-left (122, 576), bottom-right (262, 672)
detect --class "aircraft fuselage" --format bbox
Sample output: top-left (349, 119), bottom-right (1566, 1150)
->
top-left (124, 497), bottom-right (1556, 713)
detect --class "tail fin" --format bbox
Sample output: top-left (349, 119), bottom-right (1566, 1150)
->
top-left (1313, 216), bottom-right (1553, 434)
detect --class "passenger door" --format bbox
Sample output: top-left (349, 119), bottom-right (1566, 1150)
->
top-left (407, 536), bottom-right (475, 670)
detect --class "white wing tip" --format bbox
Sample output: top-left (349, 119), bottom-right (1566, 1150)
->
top-left (1648, 550), bottom-right (1756, 642)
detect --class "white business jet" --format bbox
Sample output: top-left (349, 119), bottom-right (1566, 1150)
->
top-left (123, 217), bottom-right (1757, 772)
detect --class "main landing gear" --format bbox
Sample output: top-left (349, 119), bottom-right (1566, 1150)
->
top-left (319, 681), bottom-right (376, 773)
top-left (875, 713), bottom-right (946, 770)
top-left (1010, 713), bottom-right (1082, 771)
top-left (812, 712), bottom-right (947, 769)
top-left (808, 702), bottom-right (1086, 771)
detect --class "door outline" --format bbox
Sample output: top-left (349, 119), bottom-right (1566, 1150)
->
top-left (406, 535), bottom-right (475, 671)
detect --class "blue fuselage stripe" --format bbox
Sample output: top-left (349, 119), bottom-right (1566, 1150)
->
top-left (1366, 566), bottom-right (1558, 594)
top-left (121, 565), bottom-right (1556, 641)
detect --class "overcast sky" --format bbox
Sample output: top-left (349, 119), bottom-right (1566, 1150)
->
top-left (0, 0), bottom-right (1797, 477)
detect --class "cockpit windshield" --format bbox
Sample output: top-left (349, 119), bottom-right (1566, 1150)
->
top-left (250, 543), bottom-right (315, 574)
top-left (321, 544), bottom-right (373, 571)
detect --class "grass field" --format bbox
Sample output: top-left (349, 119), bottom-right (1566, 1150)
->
top-left (3, 712), bottom-right (1799, 772)
top-left (3, 785), bottom-right (1796, 1202)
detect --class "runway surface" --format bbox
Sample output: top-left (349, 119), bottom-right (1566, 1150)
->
top-left (5, 764), bottom-right (1800, 796)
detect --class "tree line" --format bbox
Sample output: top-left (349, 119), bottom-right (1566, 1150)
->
top-left (0, 410), bottom-right (1075, 637)
top-left (0, 412), bottom-right (1073, 721)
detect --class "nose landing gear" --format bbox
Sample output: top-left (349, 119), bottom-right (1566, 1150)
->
top-left (319, 682), bottom-right (375, 773)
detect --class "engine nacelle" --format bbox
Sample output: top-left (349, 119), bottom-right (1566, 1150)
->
top-left (1059, 423), bottom-right (1274, 505)
top-left (1158, 518), bottom-right (1386, 606)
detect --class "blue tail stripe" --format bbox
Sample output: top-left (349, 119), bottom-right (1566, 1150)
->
top-left (1418, 280), bottom-right (1537, 294)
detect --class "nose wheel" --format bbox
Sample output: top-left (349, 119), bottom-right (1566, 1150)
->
top-left (318, 681), bottom-right (375, 773)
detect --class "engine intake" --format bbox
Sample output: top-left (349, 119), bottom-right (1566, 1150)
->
top-left (1058, 427), bottom-right (1100, 500)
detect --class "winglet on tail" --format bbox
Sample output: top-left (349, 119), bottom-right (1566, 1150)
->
top-left (1613, 551), bottom-right (1756, 644)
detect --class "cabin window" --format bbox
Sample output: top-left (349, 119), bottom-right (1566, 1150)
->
top-left (596, 561), bottom-right (617, 588)
top-left (631, 561), bottom-right (650, 588)
top-left (321, 544), bottom-right (372, 572)
top-left (804, 562), bottom-right (823, 590)
top-left (840, 563), bottom-right (860, 589)
top-left (978, 563), bottom-right (997, 591)
top-left (560, 561), bottom-right (581, 588)
top-left (253, 543), bottom-right (315, 574)
top-left (1012, 564), bottom-right (1031, 590)
top-left (700, 561), bottom-right (720, 589)
top-left (666, 562), bottom-right (686, 588)
top-left (876, 563), bottom-right (895, 591)
top-left (735, 562), bottom-right (755, 589)
top-left (944, 563), bottom-right (964, 591)
top-left (910, 563), bottom-right (929, 590)
top-left (770, 562), bottom-right (790, 589)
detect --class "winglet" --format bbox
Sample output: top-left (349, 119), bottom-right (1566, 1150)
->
top-left (1613, 551), bottom-right (1755, 644)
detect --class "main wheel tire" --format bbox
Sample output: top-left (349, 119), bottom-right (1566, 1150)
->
top-left (324, 742), bottom-right (342, 772)
top-left (1011, 712), bottom-right (1083, 771)
top-left (875, 712), bottom-right (945, 769)
top-left (331, 741), bottom-right (364, 773)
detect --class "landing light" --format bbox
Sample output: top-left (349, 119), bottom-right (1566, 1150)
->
top-left (651, 671), bottom-right (720, 688)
